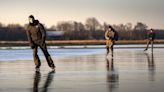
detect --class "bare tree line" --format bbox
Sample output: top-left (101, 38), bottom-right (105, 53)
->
top-left (0, 17), bottom-right (163, 41)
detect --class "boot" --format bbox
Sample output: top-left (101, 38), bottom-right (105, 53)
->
top-left (48, 56), bottom-right (56, 70)
top-left (144, 48), bottom-right (148, 51)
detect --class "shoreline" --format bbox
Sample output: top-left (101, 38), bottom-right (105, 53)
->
top-left (0, 44), bottom-right (164, 50)
top-left (0, 40), bottom-right (164, 47)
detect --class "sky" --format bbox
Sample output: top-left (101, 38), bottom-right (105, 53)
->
top-left (0, 0), bottom-right (164, 29)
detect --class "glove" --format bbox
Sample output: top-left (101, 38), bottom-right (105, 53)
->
top-left (31, 45), bottom-right (35, 49)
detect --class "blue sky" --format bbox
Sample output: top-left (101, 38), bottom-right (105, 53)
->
top-left (0, 0), bottom-right (164, 29)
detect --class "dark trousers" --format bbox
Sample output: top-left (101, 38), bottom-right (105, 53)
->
top-left (33, 43), bottom-right (54, 68)
top-left (145, 39), bottom-right (154, 52)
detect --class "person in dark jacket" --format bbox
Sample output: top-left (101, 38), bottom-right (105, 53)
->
top-left (144, 29), bottom-right (156, 52)
top-left (26, 15), bottom-right (55, 71)
top-left (105, 26), bottom-right (118, 55)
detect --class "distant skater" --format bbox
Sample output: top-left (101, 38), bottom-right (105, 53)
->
top-left (26, 15), bottom-right (55, 71)
top-left (105, 26), bottom-right (118, 55)
top-left (144, 29), bottom-right (156, 52)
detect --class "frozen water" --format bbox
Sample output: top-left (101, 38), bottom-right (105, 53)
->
top-left (0, 45), bottom-right (164, 92)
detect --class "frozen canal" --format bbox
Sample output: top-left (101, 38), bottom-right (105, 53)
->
top-left (0, 45), bottom-right (164, 92)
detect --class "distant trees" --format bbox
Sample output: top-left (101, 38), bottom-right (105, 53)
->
top-left (112, 22), bottom-right (149, 40)
top-left (85, 17), bottom-right (102, 31)
top-left (133, 22), bottom-right (148, 40)
top-left (0, 17), bottom-right (164, 41)
top-left (56, 21), bottom-right (88, 40)
top-left (0, 23), bottom-right (3, 28)
top-left (134, 22), bottom-right (148, 31)
top-left (0, 23), bottom-right (26, 41)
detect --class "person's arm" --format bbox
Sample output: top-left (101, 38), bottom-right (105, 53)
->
top-left (39, 23), bottom-right (46, 43)
top-left (153, 32), bottom-right (156, 38)
top-left (114, 30), bottom-right (118, 41)
top-left (152, 32), bottom-right (156, 40)
top-left (105, 30), bottom-right (109, 40)
top-left (112, 31), bottom-right (115, 41)
top-left (26, 29), bottom-right (34, 48)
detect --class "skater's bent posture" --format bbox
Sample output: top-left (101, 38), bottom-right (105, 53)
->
top-left (105, 26), bottom-right (118, 54)
top-left (144, 29), bottom-right (156, 52)
top-left (26, 15), bottom-right (55, 71)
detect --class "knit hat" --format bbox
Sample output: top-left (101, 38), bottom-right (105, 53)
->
top-left (29, 15), bottom-right (34, 19)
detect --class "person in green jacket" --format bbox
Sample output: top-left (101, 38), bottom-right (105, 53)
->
top-left (26, 15), bottom-right (55, 71)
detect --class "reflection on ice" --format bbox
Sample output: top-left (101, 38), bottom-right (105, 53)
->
top-left (33, 70), bottom-right (55, 92)
top-left (144, 53), bottom-right (155, 81)
top-left (106, 55), bottom-right (119, 92)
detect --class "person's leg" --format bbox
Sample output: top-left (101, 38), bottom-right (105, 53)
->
top-left (111, 40), bottom-right (115, 51)
top-left (33, 46), bottom-right (41, 70)
top-left (144, 39), bottom-right (151, 51)
top-left (109, 40), bottom-right (113, 53)
top-left (106, 40), bottom-right (110, 54)
top-left (111, 41), bottom-right (115, 56)
top-left (40, 43), bottom-right (55, 69)
top-left (151, 40), bottom-right (154, 53)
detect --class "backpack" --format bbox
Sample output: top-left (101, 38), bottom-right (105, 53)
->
top-left (114, 31), bottom-right (119, 41)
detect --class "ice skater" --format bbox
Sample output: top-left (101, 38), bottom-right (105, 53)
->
top-left (105, 25), bottom-right (118, 55)
top-left (26, 15), bottom-right (55, 71)
top-left (144, 28), bottom-right (156, 52)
